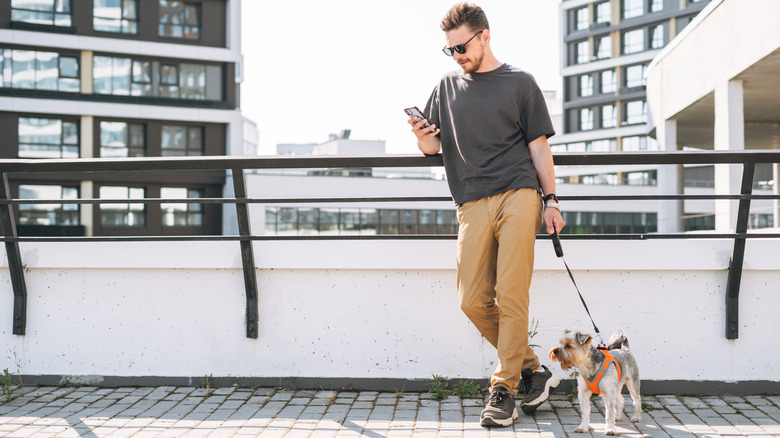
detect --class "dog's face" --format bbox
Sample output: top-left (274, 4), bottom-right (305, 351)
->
top-left (549, 330), bottom-right (593, 371)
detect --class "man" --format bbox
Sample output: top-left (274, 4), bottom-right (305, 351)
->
top-left (407, 2), bottom-right (565, 428)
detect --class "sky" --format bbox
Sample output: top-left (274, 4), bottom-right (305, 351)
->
top-left (240, 1), bottom-right (561, 156)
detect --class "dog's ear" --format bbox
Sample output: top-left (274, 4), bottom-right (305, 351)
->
top-left (576, 332), bottom-right (592, 346)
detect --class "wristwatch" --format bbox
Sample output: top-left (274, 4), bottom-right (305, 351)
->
top-left (543, 193), bottom-right (560, 211)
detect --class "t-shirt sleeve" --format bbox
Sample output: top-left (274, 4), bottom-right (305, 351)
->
top-left (423, 84), bottom-right (441, 138)
top-left (521, 82), bottom-right (556, 143)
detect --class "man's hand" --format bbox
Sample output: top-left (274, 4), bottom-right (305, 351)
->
top-left (407, 117), bottom-right (441, 155)
top-left (544, 207), bottom-right (565, 235)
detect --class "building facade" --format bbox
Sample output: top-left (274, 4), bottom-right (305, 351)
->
top-left (0, 0), bottom-right (245, 236)
top-left (555, 0), bottom-right (729, 233)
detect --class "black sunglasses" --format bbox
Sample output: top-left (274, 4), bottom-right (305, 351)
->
top-left (442, 30), bottom-right (483, 56)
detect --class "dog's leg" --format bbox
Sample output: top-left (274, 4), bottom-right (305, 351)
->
top-left (601, 388), bottom-right (618, 436)
top-left (626, 375), bottom-right (642, 423)
top-left (616, 383), bottom-right (625, 421)
top-left (574, 380), bottom-right (591, 433)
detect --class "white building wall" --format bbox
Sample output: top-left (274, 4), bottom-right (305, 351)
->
top-left (2, 239), bottom-right (779, 386)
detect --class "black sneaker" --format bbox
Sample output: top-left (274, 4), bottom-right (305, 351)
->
top-left (519, 365), bottom-right (561, 415)
top-left (480, 386), bottom-right (518, 427)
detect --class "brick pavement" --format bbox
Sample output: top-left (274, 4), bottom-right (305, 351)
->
top-left (1, 385), bottom-right (779, 437)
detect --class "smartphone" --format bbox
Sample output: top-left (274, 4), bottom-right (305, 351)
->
top-left (404, 106), bottom-right (431, 129)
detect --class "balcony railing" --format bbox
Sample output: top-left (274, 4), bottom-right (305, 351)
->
top-left (2, 151), bottom-right (779, 341)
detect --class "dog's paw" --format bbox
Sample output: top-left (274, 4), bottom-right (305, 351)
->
top-left (631, 414), bottom-right (642, 423)
top-left (605, 428), bottom-right (618, 436)
top-left (574, 424), bottom-right (589, 433)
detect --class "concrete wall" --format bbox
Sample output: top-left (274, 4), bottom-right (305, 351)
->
top-left (2, 238), bottom-right (779, 393)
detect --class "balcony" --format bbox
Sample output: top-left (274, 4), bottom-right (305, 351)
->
top-left (1, 152), bottom-right (779, 394)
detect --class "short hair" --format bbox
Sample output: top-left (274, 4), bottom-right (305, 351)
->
top-left (440, 2), bottom-right (490, 33)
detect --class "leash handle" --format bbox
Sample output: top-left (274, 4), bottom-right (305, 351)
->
top-left (551, 228), bottom-right (564, 258)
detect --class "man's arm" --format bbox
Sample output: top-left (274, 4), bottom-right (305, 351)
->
top-left (408, 117), bottom-right (441, 155)
top-left (529, 135), bottom-right (565, 234)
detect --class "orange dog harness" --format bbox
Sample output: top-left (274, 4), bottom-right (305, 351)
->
top-left (583, 349), bottom-right (621, 395)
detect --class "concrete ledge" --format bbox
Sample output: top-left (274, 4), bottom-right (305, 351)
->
top-left (17, 375), bottom-right (780, 396)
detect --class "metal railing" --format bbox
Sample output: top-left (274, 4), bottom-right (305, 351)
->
top-left (2, 150), bottom-right (780, 341)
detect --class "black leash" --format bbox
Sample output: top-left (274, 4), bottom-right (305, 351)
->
top-left (551, 229), bottom-right (606, 347)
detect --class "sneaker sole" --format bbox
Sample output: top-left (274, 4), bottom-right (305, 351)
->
top-left (480, 408), bottom-right (518, 427)
top-left (520, 374), bottom-right (562, 414)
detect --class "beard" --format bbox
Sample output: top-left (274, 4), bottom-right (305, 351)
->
top-left (460, 50), bottom-right (486, 74)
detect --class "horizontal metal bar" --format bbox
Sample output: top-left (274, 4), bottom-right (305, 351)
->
top-left (4, 233), bottom-right (780, 243)
top-left (0, 196), bottom-right (455, 205)
top-left (3, 150), bottom-right (780, 173)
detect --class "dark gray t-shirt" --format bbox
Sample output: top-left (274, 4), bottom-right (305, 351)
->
top-left (424, 64), bottom-right (555, 205)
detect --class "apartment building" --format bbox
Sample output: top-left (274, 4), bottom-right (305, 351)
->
top-left (0, 0), bottom-right (246, 237)
top-left (554, 0), bottom-right (722, 232)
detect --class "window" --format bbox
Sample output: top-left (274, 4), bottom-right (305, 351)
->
top-left (590, 139), bottom-right (617, 152)
top-left (625, 64), bottom-right (646, 88)
top-left (576, 40), bottom-right (590, 64)
top-left (623, 0), bottom-right (644, 19)
top-left (651, 0), bottom-right (664, 12)
top-left (580, 108), bottom-right (594, 131)
top-left (94, 0), bottom-right (138, 33)
top-left (596, 2), bottom-right (611, 24)
top-left (161, 187), bottom-right (204, 227)
top-left (159, 1), bottom-right (201, 39)
top-left (18, 185), bottom-right (79, 226)
top-left (651, 24), bottom-right (665, 49)
top-left (179, 64), bottom-right (206, 99)
top-left (161, 125), bottom-right (203, 156)
top-left (18, 117), bottom-right (78, 159)
top-left (601, 70), bottom-right (616, 93)
top-left (99, 186), bottom-right (145, 227)
top-left (601, 105), bottom-right (617, 128)
top-left (0, 49), bottom-right (79, 92)
top-left (623, 29), bottom-right (645, 54)
top-left (624, 100), bottom-right (647, 125)
top-left (93, 56), bottom-right (152, 96)
top-left (575, 7), bottom-right (589, 31)
top-left (579, 74), bottom-right (593, 97)
top-left (100, 122), bottom-right (145, 157)
top-left (596, 35), bottom-right (611, 59)
top-left (11, 0), bottom-right (71, 26)
top-left (622, 135), bottom-right (658, 151)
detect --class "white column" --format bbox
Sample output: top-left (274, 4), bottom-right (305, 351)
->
top-left (657, 119), bottom-right (683, 233)
top-left (714, 80), bottom-right (745, 232)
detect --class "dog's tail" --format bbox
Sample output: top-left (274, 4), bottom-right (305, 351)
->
top-left (606, 330), bottom-right (630, 350)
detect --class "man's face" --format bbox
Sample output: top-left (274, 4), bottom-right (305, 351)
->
top-left (444, 25), bottom-right (486, 74)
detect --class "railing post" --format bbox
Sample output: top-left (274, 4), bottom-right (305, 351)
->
top-left (232, 169), bottom-right (259, 339)
top-left (0, 172), bottom-right (27, 335)
top-left (725, 162), bottom-right (755, 340)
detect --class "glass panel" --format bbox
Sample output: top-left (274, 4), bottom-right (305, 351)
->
top-left (623, 29), bottom-right (645, 54)
top-left (601, 105), bottom-right (616, 128)
top-left (651, 24), bottom-right (664, 49)
top-left (100, 121), bottom-right (128, 157)
top-left (601, 70), bottom-right (616, 93)
top-left (187, 127), bottom-right (202, 155)
top-left (579, 75), bottom-right (592, 97)
top-left (161, 187), bottom-right (187, 226)
top-left (596, 2), bottom-right (611, 23)
top-left (576, 41), bottom-right (589, 64)
top-left (625, 64), bottom-right (646, 88)
top-left (580, 108), bottom-right (593, 131)
top-left (576, 7), bottom-right (589, 31)
top-left (92, 55), bottom-right (113, 94)
top-left (112, 57), bottom-right (131, 95)
top-left (319, 209), bottom-right (339, 234)
top-left (12, 50), bottom-right (35, 89)
top-left (13, 0), bottom-right (55, 12)
top-left (623, 0), bottom-right (643, 19)
top-left (360, 209), bottom-right (377, 235)
top-left (596, 35), bottom-right (611, 59)
top-left (339, 209), bottom-right (360, 235)
top-left (59, 56), bottom-right (78, 78)
top-left (34, 51), bottom-right (58, 91)
top-left (19, 117), bottom-right (62, 158)
top-left (179, 64), bottom-right (205, 100)
top-left (298, 208), bottom-right (318, 235)
top-left (379, 210), bottom-right (399, 234)
top-left (277, 207), bottom-right (297, 235)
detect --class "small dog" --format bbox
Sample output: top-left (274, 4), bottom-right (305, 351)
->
top-left (549, 330), bottom-right (641, 435)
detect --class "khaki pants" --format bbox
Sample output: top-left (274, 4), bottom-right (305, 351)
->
top-left (456, 188), bottom-right (543, 393)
